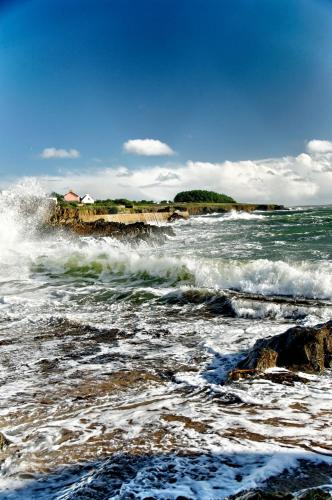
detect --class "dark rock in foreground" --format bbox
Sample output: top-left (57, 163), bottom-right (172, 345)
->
top-left (229, 460), bottom-right (332, 499)
top-left (230, 488), bottom-right (331, 499)
top-left (235, 320), bottom-right (332, 374)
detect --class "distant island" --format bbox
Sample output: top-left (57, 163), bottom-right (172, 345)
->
top-left (174, 190), bottom-right (236, 203)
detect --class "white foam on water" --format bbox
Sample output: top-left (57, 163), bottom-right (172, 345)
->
top-left (222, 210), bottom-right (265, 220)
top-left (194, 258), bottom-right (332, 300)
top-left (178, 210), bottom-right (265, 226)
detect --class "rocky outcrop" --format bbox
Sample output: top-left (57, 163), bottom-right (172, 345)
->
top-left (63, 220), bottom-right (174, 241)
top-left (234, 320), bottom-right (332, 374)
top-left (167, 211), bottom-right (187, 222)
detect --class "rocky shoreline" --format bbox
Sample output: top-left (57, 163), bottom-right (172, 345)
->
top-left (46, 206), bottom-right (177, 240)
top-left (58, 219), bottom-right (175, 241)
top-left (45, 202), bottom-right (284, 239)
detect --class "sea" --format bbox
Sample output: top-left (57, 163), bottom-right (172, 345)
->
top-left (0, 180), bottom-right (331, 499)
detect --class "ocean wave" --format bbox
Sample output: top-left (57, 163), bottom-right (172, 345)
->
top-left (194, 258), bottom-right (332, 300)
top-left (185, 211), bottom-right (265, 225)
top-left (222, 210), bottom-right (264, 220)
top-left (29, 245), bottom-right (332, 300)
top-left (160, 288), bottom-right (331, 321)
top-left (0, 182), bottom-right (331, 300)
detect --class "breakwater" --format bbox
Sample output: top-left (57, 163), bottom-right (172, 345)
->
top-left (79, 211), bottom-right (189, 224)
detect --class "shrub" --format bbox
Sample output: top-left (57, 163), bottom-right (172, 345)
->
top-left (114, 198), bottom-right (132, 206)
top-left (137, 199), bottom-right (155, 205)
top-left (50, 191), bottom-right (64, 202)
top-left (108, 206), bottom-right (119, 214)
top-left (174, 190), bottom-right (236, 203)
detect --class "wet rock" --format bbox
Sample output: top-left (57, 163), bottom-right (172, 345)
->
top-left (228, 369), bottom-right (308, 386)
top-left (36, 358), bottom-right (59, 373)
top-left (257, 460), bottom-right (332, 497)
top-left (229, 369), bottom-right (258, 381)
top-left (160, 289), bottom-right (236, 317)
top-left (34, 317), bottom-right (124, 342)
top-left (0, 432), bottom-right (11, 450)
top-left (230, 490), bottom-right (293, 499)
top-left (260, 370), bottom-right (309, 385)
top-left (205, 295), bottom-right (236, 316)
top-left (235, 320), bottom-right (332, 374)
top-left (161, 414), bottom-right (210, 433)
top-left (297, 489), bottom-right (331, 499)
top-left (71, 370), bottom-right (164, 399)
top-left (167, 212), bottom-right (186, 222)
top-left (57, 219), bottom-right (174, 242)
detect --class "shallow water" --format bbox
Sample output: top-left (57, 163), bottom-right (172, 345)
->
top-left (0, 182), bottom-right (331, 499)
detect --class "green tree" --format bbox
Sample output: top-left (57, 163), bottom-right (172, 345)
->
top-left (174, 190), bottom-right (235, 203)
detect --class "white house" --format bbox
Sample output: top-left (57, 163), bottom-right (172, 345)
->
top-left (81, 194), bottom-right (95, 204)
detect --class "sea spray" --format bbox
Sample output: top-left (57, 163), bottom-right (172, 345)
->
top-left (0, 179), bottom-right (51, 250)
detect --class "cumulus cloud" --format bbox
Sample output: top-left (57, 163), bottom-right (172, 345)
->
top-left (123, 139), bottom-right (175, 156)
top-left (40, 147), bottom-right (80, 159)
top-left (306, 139), bottom-right (332, 154)
top-left (28, 139), bottom-right (332, 205)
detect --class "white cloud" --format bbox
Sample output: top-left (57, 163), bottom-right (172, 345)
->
top-left (28, 139), bottom-right (332, 205)
top-left (306, 139), bottom-right (332, 154)
top-left (155, 171), bottom-right (181, 182)
top-left (40, 147), bottom-right (80, 159)
top-left (123, 139), bottom-right (175, 156)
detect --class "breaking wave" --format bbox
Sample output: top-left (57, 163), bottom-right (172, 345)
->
top-left (0, 181), bottom-right (331, 302)
top-left (222, 210), bottom-right (264, 220)
top-left (30, 247), bottom-right (332, 300)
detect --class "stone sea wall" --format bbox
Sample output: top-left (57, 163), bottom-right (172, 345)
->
top-left (79, 211), bottom-right (189, 224)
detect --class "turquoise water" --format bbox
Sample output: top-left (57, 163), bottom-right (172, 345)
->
top-left (166, 206), bottom-right (332, 261)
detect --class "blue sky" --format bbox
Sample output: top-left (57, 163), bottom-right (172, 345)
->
top-left (1, 0), bottom-right (332, 203)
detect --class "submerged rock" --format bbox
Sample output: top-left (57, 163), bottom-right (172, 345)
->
top-left (160, 289), bottom-right (236, 316)
top-left (235, 320), bottom-right (332, 374)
